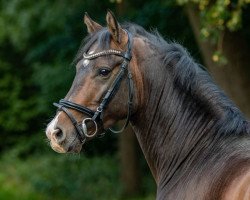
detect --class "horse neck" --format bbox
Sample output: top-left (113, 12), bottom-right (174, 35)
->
top-left (130, 40), bottom-right (249, 197)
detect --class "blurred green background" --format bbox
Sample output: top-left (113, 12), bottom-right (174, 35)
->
top-left (0, 0), bottom-right (249, 199)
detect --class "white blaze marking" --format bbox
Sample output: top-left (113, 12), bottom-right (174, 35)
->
top-left (47, 112), bottom-right (61, 133)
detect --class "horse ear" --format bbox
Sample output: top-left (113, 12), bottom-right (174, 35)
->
top-left (106, 10), bottom-right (126, 44)
top-left (84, 12), bottom-right (102, 34)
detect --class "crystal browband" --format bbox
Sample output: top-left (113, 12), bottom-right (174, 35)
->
top-left (83, 49), bottom-right (124, 60)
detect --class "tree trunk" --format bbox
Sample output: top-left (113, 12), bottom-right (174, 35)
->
top-left (116, 1), bottom-right (142, 197)
top-left (119, 123), bottom-right (141, 196)
top-left (185, 4), bottom-right (250, 118)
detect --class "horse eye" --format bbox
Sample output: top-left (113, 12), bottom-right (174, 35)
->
top-left (99, 68), bottom-right (111, 77)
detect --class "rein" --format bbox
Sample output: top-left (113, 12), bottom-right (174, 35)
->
top-left (53, 30), bottom-right (133, 144)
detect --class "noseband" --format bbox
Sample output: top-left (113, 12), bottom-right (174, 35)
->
top-left (53, 30), bottom-right (134, 144)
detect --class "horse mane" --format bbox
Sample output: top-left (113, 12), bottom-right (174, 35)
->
top-left (160, 40), bottom-right (249, 136)
top-left (122, 24), bottom-right (250, 198)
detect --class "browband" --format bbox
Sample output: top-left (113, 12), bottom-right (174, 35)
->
top-left (83, 49), bottom-right (123, 60)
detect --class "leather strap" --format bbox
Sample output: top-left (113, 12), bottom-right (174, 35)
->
top-left (53, 104), bottom-right (86, 143)
top-left (57, 99), bottom-right (95, 117)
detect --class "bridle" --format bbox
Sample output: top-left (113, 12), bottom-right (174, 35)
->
top-left (53, 30), bottom-right (134, 144)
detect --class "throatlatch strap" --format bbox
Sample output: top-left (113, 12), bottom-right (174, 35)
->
top-left (109, 69), bottom-right (134, 134)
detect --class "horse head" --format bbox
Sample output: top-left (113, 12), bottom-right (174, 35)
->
top-left (45, 11), bottom-right (142, 153)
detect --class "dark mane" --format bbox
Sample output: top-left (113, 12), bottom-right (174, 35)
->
top-left (119, 24), bottom-right (250, 198)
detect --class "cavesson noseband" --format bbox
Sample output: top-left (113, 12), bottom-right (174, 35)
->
top-left (53, 30), bottom-right (133, 144)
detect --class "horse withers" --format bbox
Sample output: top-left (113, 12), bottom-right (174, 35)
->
top-left (46, 11), bottom-right (250, 200)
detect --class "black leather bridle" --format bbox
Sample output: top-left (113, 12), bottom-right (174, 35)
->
top-left (53, 30), bottom-right (133, 144)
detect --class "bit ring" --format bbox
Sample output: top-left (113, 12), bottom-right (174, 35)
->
top-left (82, 118), bottom-right (98, 138)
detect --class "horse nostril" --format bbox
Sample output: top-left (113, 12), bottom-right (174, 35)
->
top-left (52, 128), bottom-right (65, 143)
top-left (55, 130), bottom-right (63, 138)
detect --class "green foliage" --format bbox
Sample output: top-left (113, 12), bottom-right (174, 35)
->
top-left (0, 151), bottom-right (120, 199)
top-left (0, 135), bottom-right (155, 200)
top-left (0, 0), bottom-right (114, 146)
top-left (177, 0), bottom-right (250, 32)
top-left (176, 0), bottom-right (250, 64)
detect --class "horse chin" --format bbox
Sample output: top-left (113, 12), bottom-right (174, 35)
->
top-left (50, 135), bottom-right (83, 154)
top-left (66, 141), bottom-right (83, 153)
